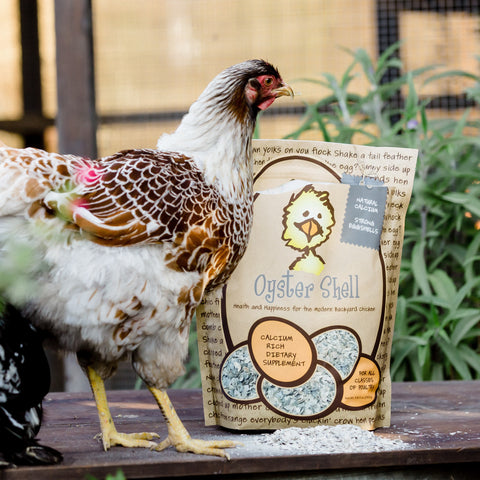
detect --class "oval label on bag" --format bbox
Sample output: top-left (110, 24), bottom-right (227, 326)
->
top-left (248, 317), bottom-right (316, 386)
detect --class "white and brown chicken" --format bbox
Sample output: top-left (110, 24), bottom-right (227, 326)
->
top-left (0, 60), bottom-right (293, 457)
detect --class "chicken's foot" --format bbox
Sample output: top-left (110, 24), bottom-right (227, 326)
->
top-left (148, 386), bottom-right (240, 459)
top-left (87, 366), bottom-right (160, 450)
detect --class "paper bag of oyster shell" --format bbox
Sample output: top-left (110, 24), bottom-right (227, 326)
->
top-left (197, 139), bottom-right (417, 430)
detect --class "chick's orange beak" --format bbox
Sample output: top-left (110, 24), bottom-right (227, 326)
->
top-left (273, 82), bottom-right (294, 99)
top-left (294, 218), bottom-right (322, 243)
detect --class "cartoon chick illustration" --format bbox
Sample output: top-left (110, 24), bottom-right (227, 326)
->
top-left (281, 185), bottom-right (335, 275)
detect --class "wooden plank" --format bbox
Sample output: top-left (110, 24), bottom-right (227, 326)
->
top-left (1, 381), bottom-right (479, 479)
top-left (54, 0), bottom-right (97, 157)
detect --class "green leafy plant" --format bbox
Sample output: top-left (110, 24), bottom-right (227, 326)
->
top-left (170, 315), bottom-right (201, 388)
top-left (85, 470), bottom-right (126, 480)
top-left (0, 234), bottom-right (46, 313)
top-left (283, 44), bottom-right (480, 381)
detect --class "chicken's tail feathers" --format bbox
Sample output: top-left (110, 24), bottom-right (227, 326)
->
top-left (0, 146), bottom-right (78, 217)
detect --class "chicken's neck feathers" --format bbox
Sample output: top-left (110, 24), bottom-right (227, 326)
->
top-left (157, 80), bottom-right (255, 204)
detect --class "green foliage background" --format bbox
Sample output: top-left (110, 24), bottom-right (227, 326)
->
top-left (280, 45), bottom-right (480, 382)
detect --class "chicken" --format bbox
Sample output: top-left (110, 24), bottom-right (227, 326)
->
top-left (0, 60), bottom-right (293, 458)
top-left (0, 303), bottom-right (63, 466)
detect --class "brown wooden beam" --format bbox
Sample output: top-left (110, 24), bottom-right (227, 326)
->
top-left (19, 0), bottom-right (44, 148)
top-left (54, 0), bottom-right (97, 157)
top-left (0, 117), bottom-right (53, 135)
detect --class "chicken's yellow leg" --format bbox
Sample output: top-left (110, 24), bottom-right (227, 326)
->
top-left (87, 366), bottom-right (160, 450)
top-left (148, 386), bottom-right (240, 459)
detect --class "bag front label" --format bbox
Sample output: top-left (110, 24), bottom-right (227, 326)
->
top-left (197, 140), bottom-right (417, 430)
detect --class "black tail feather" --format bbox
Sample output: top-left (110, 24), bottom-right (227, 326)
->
top-left (2, 441), bottom-right (63, 466)
top-left (0, 303), bottom-right (63, 467)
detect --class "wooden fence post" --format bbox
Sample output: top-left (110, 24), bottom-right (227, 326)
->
top-left (52, 0), bottom-right (97, 391)
top-left (19, 0), bottom-right (44, 148)
top-left (54, 0), bottom-right (97, 158)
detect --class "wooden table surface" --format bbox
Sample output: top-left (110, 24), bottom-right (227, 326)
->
top-left (1, 381), bottom-right (479, 480)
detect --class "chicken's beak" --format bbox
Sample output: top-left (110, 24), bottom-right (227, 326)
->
top-left (273, 83), bottom-right (294, 99)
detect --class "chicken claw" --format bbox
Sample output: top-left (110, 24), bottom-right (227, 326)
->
top-left (87, 367), bottom-right (160, 450)
top-left (96, 431), bottom-right (160, 450)
top-left (87, 367), bottom-right (239, 457)
top-left (154, 437), bottom-right (240, 459)
top-left (149, 387), bottom-right (240, 459)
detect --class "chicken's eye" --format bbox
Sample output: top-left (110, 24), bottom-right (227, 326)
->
top-left (317, 213), bottom-right (322, 219)
top-left (303, 210), bottom-right (309, 217)
top-left (264, 77), bottom-right (273, 86)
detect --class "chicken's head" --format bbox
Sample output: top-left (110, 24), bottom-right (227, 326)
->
top-left (243, 61), bottom-right (294, 111)
top-left (211, 60), bottom-right (293, 120)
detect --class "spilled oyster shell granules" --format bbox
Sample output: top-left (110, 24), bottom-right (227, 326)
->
top-left (240, 425), bottom-right (409, 455)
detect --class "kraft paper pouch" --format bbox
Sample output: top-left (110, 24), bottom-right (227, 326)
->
top-left (197, 139), bottom-right (417, 430)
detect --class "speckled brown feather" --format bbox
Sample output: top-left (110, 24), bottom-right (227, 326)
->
top-left (0, 146), bottom-right (251, 290)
